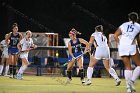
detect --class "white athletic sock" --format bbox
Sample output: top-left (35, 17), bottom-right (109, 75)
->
top-left (18, 65), bottom-right (27, 74)
top-left (109, 68), bottom-right (119, 80)
top-left (5, 65), bottom-right (9, 75)
top-left (0, 65), bottom-right (4, 74)
top-left (124, 70), bottom-right (132, 88)
top-left (131, 66), bottom-right (140, 82)
top-left (87, 67), bottom-right (93, 80)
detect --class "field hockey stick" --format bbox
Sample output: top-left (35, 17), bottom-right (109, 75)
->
top-left (18, 48), bottom-right (34, 55)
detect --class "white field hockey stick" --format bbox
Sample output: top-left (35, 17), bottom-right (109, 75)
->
top-left (18, 48), bottom-right (34, 55)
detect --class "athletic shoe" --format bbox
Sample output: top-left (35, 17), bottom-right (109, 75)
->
top-left (9, 74), bottom-right (13, 78)
top-left (65, 78), bottom-right (72, 84)
top-left (128, 80), bottom-right (136, 92)
top-left (116, 79), bottom-right (121, 86)
top-left (127, 88), bottom-right (132, 93)
top-left (83, 79), bottom-right (92, 85)
top-left (17, 74), bottom-right (23, 80)
top-left (81, 79), bottom-right (85, 84)
top-left (13, 75), bottom-right (17, 79)
top-left (4, 74), bottom-right (9, 77)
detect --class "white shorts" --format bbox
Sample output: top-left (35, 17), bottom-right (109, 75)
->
top-left (118, 44), bottom-right (136, 56)
top-left (1, 52), bottom-right (9, 58)
top-left (20, 52), bottom-right (29, 59)
top-left (94, 46), bottom-right (110, 60)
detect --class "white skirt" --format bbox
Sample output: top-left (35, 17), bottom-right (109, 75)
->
top-left (20, 52), bottom-right (29, 59)
top-left (118, 44), bottom-right (136, 56)
top-left (94, 46), bottom-right (110, 60)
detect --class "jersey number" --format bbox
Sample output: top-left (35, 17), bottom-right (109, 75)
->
top-left (127, 25), bottom-right (134, 32)
top-left (13, 40), bottom-right (17, 45)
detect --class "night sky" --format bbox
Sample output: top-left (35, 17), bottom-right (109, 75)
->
top-left (0, 0), bottom-right (140, 45)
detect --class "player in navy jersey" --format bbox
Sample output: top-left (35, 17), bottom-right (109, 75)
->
top-left (6, 23), bottom-right (23, 78)
top-left (114, 12), bottom-right (140, 93)
top-left (66, 28), bottom-right (89, 84)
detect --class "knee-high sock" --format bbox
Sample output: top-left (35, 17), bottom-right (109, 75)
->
top-left (9, 65), bottom-right (13, 74)
top-left (13, 65), bottom-right (17, 75)
top-left (67, 71), bottom-right (72, 79)
top-left (5, 65), bottom-right (9, 75)
top-left (87, 67), bottom-right (93, 80)
top-left (125, 70), bottom-right (132, 88)
top-left (79, 69), bottom-right (84, 80)
top-left (109, 68), bottom-right (119, 80)
top-left (18, 65), bottom-right (27, 74)
top-left (0, 65), bottom-right (4, 74)
top-left (131, 66), bottom-right (140, 82)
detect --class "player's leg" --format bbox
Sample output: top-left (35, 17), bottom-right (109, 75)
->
top-left (121, 56), bottom-right (133, 93)
top-left (129, 49), bottom-right (140, 92)
top-left (4, 57), bottom-right (9, 76)
top-left (77, 56), bottom-right (85, 83)
top-left (9, 54), bottom-right (14, 78)
top-left (84, 55), bottom-right (97, 85)
top-left (103, 59), bottom-right (121, 86)
top-left (12, 54), bottom-right (18, 78)
top-left (0, 55), bottom-right (5, 75)
top-left (17, 58), bottom-right (29, 80)
top-left (66, 60), bottom-right (75, 84)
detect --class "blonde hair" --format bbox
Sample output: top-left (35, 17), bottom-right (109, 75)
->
top-left (69, 28), bottom-right (82, 35)
top-left (25, 30), bottom-right (32, 35)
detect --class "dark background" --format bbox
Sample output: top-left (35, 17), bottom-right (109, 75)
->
top-left (0, 0), bottom-right (140, 45)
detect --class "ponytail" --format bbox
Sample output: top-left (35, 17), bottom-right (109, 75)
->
top-left (128, 12), bottom-right (139, 24)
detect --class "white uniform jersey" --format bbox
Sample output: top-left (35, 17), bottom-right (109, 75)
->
top-left (91, 31), bottom-right (108, 47)
top-left (19, 38), bottom-right (33, 58)
top-left (91, 31), bottom-right (110, 60)
top-left (0, 40), bottom-right (9, 58)
top-left (118, 21), bottom-right (140, 56)
top-left (119, 21), bottom-right (140, 45)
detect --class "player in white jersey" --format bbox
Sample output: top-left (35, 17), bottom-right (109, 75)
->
top-left (84, 25), bottom-right (121, 86)
top-left (114, 12), bottom-right (140, 93)
top-left (16, 30), bottom-right (37, 80)
top-left (0, 34), bottom-right (10, 76)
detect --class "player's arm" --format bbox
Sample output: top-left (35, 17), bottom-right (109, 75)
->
top-left (31, 39), bottom-right (37, 49)
top-left (138, 33), bottom-right (140, 48)
top-left (19, 32), bottom-right (23, 41)
top-left (79, 38), bottom-right (89, 53)
top-left (114, 28), bottom-right (122, 44)
top-left (0, 43), bottom-right (3, 51)
top-left (17, 42), bottom-right (22, 52)
top-left (31, 43), bottom-right (37, 49)
top-left (89, 36), bottom-right (96, 48)
top-left (68, 41), bottom-right (74, 59)
top-left (5, 32), bottom-right (11, 44)
top-left (17, 38), bottom-right (24, 52)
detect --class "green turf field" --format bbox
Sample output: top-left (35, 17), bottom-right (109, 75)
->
top-left (0, 76), bottom-right (140, 93)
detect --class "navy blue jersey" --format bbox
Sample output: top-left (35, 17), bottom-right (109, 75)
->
top-left (70, 38), bottom-right (82, 53)
top-left (9, 32), bottom-right (20, 47)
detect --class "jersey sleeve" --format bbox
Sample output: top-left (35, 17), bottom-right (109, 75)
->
top-left (91, 33), bottom-right (95, 37)
top-left (30, 38), bottom-right (34, 46)
top-left (20, 38), bottom-right (25, 45)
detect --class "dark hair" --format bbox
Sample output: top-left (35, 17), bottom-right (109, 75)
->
top-left (95, 25), bottom-right (103, 32)
top-left (12, 23), bottom-right (18, 29)
top-left (128, 12), bottom-right (139, 24)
